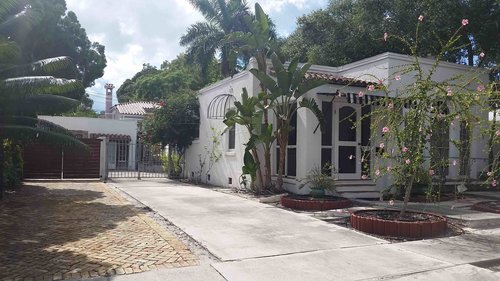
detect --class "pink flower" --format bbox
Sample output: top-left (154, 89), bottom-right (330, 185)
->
top-left (447, 87), bottom-right (453, 96)
top-left (477, 84), bottom-right (485, 92)
top-left (382, 127), bottom-right (389, 133)
top-left (402, 147), bottom-right (408, 153)
top-left (461, 19), bottom-right (469, 26)
top-left (487, 172), bottom-right (492, 177)
top-left (361, 175), bottom-right (368, 180)
top-left (418, 15), bottom-right (424, 22)
top-left (479, 52), bottom-right (485, 58)
top-left (386, 166), bottom-right (392, 172)
top-left (358, 91), bottom-right (365, 97)
top-left (496, 130), bottom-right (500, 137)
top-left (384, 32), bottom-right (388, 41)
top-left (159, 101), bottom-right (165, 107)
top-left (375, 169), bottom-right (381, 176)
top-left (368, 85), bottom-right (375, 91)
top-left (379, 143), bottom-right (385, 149)
top-left (429, 169), bottom-right (435, 176)
top-left (389, 200), bottom-right (395, 206)
top-left (395, 74), bottom-right (401, 81)
top-left (419, 127), bottom-right (423, 132)
top-left (492, 180), bottom-right (497, 187)
top-left (387, 103), bottom-right (394, 110)
top-left (405, 159), bottom-right (411, 165)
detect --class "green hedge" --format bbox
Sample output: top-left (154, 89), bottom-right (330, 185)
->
top-left (2, 140), bottom-right (23, 190)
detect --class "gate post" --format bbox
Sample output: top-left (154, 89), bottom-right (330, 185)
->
top-left (137, 142), bottom-right (141, 180)
top-left (99, 137), bottom-right (108, 182)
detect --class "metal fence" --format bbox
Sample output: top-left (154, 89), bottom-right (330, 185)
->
top-left (105, 140), bottom-right (167, 179)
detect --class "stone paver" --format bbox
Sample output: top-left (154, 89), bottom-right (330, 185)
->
top-left (0, 181), bottom-right (198, 280)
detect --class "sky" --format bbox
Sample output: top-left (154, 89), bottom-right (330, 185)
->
top-left (65, 0), bottom-right (328, 111)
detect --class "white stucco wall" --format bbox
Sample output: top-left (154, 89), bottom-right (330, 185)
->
top-left (185, 52), bottom-right (491, 196)
top-left (184, 71), bottom-right (259, 188)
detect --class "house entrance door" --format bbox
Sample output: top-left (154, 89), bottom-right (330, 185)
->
top-left (334, 102), bottom-right (361, 179)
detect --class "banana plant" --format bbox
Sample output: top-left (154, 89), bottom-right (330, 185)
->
top-left (224, 88), bottom-right (276, 193)
top-left (224, 3), bottom-right (278, 189)
top-left (249, 52), bottom-right (326, 190)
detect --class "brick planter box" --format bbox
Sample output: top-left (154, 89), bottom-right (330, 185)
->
top-left (280, 195), bottom-right (352, 211)
top-left (350, 210), bottom-right (447, 238)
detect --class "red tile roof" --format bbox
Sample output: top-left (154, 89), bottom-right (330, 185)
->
top-left (113, 102), bottom-right (159, 116)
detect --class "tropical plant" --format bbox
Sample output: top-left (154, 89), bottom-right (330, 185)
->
top-left (369, 16), bottom-right (488, 215)
top-left (224, 3), bottom-right (277, 189)
top-left (224, 88), bottom-right (269, 192)
top-left (0, 1), bottom-right (85, 198)
top-left (180, 0), bottom-right (251, 78)
top-left (250, 53), bottom-right (326, 190)
top-left (298, 164), bottom-right (337, 198)
top-left (141, 90), bottom-right (200, 178)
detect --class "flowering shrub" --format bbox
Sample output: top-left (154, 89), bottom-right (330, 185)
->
top-left (369, 17), bottom-right (490, 214)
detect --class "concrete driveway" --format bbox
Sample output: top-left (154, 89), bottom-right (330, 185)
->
top-left (106, 179), bottom-right (500, 281)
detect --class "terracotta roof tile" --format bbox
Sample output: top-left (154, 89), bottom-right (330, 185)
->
top-left (113, 102), bottom-right (159, 116)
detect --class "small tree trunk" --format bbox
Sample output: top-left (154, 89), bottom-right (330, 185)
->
top-left (0, 139), bottom-right (4, 200)
top-left (400, 174), bottom-right (416, 216)
top-left (167, 145), bottom-right (174, 178)
top-left (277, 135), bottom-right (288, 190)
top-left (488, 111), bottom-right (497, 171)
top-left (256, 54), bottom-right (273, 190)
top-left (251, 147), bottom-right (264, 194)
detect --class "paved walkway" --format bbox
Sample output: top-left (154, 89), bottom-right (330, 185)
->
top-left (0, 181), bottom-right (197, 281)
top-left (107, 179), bottom-right (500, 281)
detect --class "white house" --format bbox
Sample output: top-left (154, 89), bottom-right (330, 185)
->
top-left (184, 52), bottom-right (490, 198)
top-left (39, 116), bottom-right (138, 171)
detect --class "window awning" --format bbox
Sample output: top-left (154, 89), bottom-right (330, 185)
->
top-left (318, 92), bottom-right (383, 105)
top-left (207, 94), bottom-right (236, 119)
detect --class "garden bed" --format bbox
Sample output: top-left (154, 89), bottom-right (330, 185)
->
top-left (280, 195), bottom-right (352, 211)
top-left (351, 209), bottom-right (447, 239)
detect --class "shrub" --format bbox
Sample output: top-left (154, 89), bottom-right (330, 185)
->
top-left (2, 140), bottom-right (23, 190)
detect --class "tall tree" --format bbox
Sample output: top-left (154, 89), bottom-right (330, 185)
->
top-left (282, 0), bottom-right (499, 67)
top-left (0, 1), bottom-right (85, 198)
top-left (116, 55), bottom-right (219, 103)
top-left (180, 0), bottom-right (251, 78)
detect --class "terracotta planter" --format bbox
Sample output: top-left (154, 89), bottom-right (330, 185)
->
top-left (350, 210), bottom-right (447, 239)
top-left (280, 195), bottom-right (352, 211)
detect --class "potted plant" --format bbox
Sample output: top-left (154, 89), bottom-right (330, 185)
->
top-left (299, 164), bottom-right (336, 198)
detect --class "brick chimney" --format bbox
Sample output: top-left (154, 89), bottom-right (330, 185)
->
top-left (104, 83), bottom-right (115, 119)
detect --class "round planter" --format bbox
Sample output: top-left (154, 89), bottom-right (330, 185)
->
top-left (309, 187), bottom-right (326, 198)
top-left (350, 209), bottom-right (447, 239)
top-left (280, 195), bottom-right (352, 211)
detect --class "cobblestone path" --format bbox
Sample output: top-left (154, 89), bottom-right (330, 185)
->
top-left (0, 181), bottom-right (198, 281)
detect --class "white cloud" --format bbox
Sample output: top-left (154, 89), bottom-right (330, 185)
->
top-left (65, 0), bottom-right (326, 111)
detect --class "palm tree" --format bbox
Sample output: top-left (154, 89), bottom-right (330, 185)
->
top-left (0, 1), bottom-right (85, 199)
top-left (180, 0), bottom-right (251, 78)
top-left (250, 53), bottom-right (326, 189)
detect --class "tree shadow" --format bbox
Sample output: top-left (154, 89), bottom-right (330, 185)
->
top-left (0, 183), bottom-right (146, 279)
